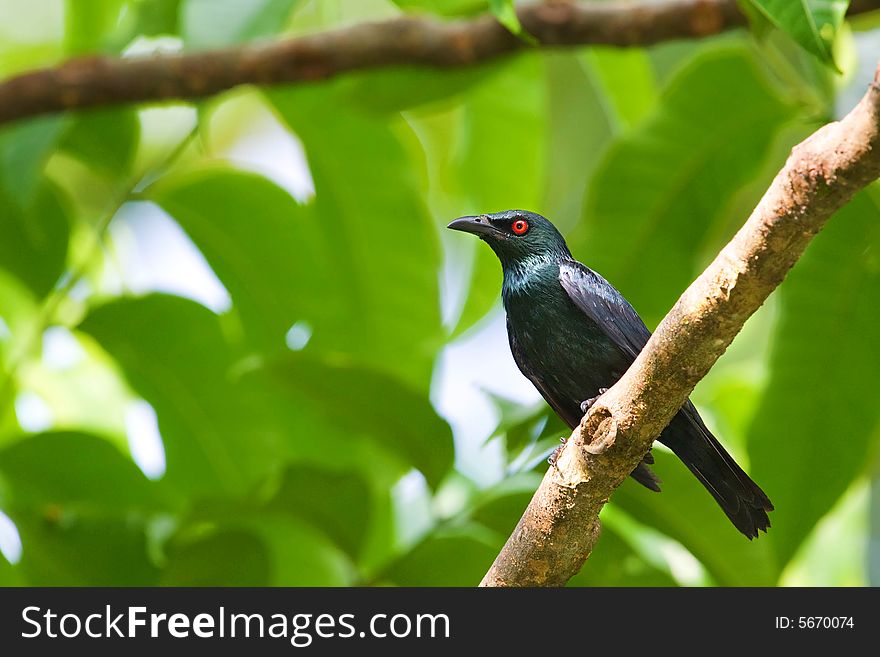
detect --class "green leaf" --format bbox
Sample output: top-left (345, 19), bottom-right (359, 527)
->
top-left (269, 90), bottom-right (443, 388)
top-left (567, 526), bottom-right (678, 587)
top-left (171, 503), bottom-right (353, 585)
top-left (265, 464), bottom-right (372, 558)
top-left (263, 352), bottom-right (454, 489)
top-left (481, 392), bottom-right (565, 461)
top-left (584, 48), bottom-right (658, 131)
top-left (0, 181), bottom-right (71, 298)
top-left (0, 269), bottom-right (38, 372)
top-left (0, 550), bottom-right (22, 586)
top-left (451, 247), bottom-right (502, 339)
top-left (383, 525), bottom-right (498, 586)
top-left (0, 115), bottom-right (68, 206)
top-left (149, 169), bottom-right (317, 353)
top-left (181, 0), bottom-right (301, 49)
top-left (20, 333), bottom-right (133, 447)
top-left (12, 515), bottom-right (159, 585)
top-left (0, 431), bottom-right (167, 586)
top-left (571, 48), bottom-right (795, 326)
top-left (488, 0), bottom-right (534, 43)
top-left (0, 431), bottom-right (171, 514)
top-left (747, 0), bottom-right (849, 67)
top-left (78, 294), bottom-right (281, 498)
top-left (63, 0), bottom-right (129, 55)
top-left (542, 51), bottom-right (617, 229)
top-left (611, 450), bottom-right (777, 585)
top-left (469, 471), bottom-right (542, 534)
top-left (241, 514), bottom-right (353, 585)
top-left (59, 108), bottom-right (141, 176)
top-left (132, 0), bottom-right (182, 36)
top-left (738, 0), bottom-right (776, 40)
top-left (339, 65), bottom-right (491, 115)
top-left (390, 0), bottom-right (486, 15)
top-left (161, 529), bottom-right (271, 585)
top-left (748, 190), bottom-right (880, 570)
top-left (457, 54), bottom-right (546, 214)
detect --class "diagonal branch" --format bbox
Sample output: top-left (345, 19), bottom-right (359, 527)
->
top-left (480, 61), bottom-right (880, 587)
top-left (1, 0), bottom-right (879, 126)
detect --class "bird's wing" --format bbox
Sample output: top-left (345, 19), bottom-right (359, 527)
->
top-left (558, 260), bottom-right (652, 360)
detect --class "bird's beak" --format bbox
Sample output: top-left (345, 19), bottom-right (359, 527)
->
top-left (447, 215), bottom-right (501, 238)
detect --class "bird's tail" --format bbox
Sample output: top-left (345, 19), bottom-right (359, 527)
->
top-left (663, 408), bottom-right (773, 539)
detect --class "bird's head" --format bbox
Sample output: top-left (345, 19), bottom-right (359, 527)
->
top-left (447, 210), bottom-right (570, 268)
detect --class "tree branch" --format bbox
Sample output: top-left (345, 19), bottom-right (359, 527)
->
top-left (480, 61), bottom-right (880, 587)
top-left (1, 0), bottom-right (879, 126)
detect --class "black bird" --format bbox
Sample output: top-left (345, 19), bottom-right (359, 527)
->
top-left (448, 210), bottom-right (772, 539)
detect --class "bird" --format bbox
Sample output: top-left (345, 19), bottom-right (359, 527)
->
top-left (448, 209), bottom-right (772, 539)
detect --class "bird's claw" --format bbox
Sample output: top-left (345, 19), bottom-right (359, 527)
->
top-left (579, 388), bottom-right (609, 414)
top-left (547, 437), bottom-right (568, 467)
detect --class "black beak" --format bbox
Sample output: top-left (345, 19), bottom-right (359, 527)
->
top-left (447, 215), bottom-right (501, 238)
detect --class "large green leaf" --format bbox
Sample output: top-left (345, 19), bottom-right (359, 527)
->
top-left (269, 89), bottom-right (443, 387)
top-left (748, 190), bottom-right (880, 570)
top-left (0, 431), bottom-right (167, 586)
top-left (390, 0), bottom-right (486, 15)
top-left (19, 332), bottom-right (132, 447)
top-left (0, 550), bottom-right (22, 586)
top-left (181, 0), bottom-right (301, 49)
top-left (78, 294), bottom-right (282, 498)
top-left (169, 502), bottom-right (353, 585)
top-left (0, 270), bottom-right (37, 438)
top-left (584, 48), bottom-right (658, 131)
top-left (59, 108), bottom-right (141, 177)
top-left (542, 51), bottom-right (617, 230)
top-left (0, 115), bottom-right (68, 207)
top-left (382, 525), bottom-right (499, 586)
top-left (12, 515), bottom-right (159, 585)
top-left (339, 65), bottom-right (491, 115)
top-left (63, 0), bottom-right (129, 55)
top-left (265, 464), bottom-right (372, 558)
top-left (133, 0), bottom-right (182, 36)
top-left (238, 514), bottom-right (353, 585)
top-left (160, 529), bottom-right (271, 585)
top-left (0, 431), bottom-right (171, 514)
top-left (567, 526), bottom-right (678, 587)
top-left (469, 471), bottom-right (542, 534)
top-left (0, 181), bottom-right (71, 298)
top-left (747, 0), bottom-right (849, 67)
top-left (611, 450), bottom-right (777, 586)
top-left (149, 169), bottom-right (319, 353)
top-left (456, 54), bottom-right (546, 215)
top-left (488, 0), bottom-right (529, 39)
top-left (262, 352), bottom-right (454, 489)
top-left (571, 48), bottom-right (796, 326)
top-left (0, 270), bottom-right (38, 371)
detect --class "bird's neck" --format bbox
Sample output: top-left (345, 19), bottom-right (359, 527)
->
top-left (501, 253), bottom-right (564, 298)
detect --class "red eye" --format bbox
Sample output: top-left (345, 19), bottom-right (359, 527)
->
top-left (512, 219), bottom-right (529, 235)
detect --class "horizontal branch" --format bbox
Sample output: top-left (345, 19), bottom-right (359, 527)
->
top-left (1, 0), bottom-right (879, 126)
top-left (480, 60), bottom-right (880, 587)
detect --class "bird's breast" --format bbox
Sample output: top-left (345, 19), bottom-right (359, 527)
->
top-left (503, 275), bottom-right (628, 408)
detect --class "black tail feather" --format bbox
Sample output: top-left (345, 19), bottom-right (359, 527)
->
top-left (630, 457), bottom-right (662, 492)
top-left (661, 406), bottom-right (773, 540)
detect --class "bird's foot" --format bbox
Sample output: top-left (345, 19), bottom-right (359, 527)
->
top-left (547, 437), bottom-right (568, 467)
top-left (579, 388), bottom-right (609, 414)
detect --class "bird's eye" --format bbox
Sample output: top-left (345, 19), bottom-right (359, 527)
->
top-left (512, 219), bottom-right (529, 235)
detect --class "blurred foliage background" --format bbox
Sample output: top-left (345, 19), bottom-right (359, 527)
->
top-left (1, 0), bottom-right (879, 587)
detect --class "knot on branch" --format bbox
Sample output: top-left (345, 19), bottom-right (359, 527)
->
top-left (580, 406), bottom-right (619, 455)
